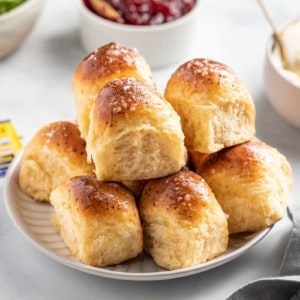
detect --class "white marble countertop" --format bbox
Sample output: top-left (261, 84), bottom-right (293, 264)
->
top-left (1, 0), bottom-right (300, 299)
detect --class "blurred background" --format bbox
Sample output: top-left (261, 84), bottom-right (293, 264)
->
top-left (1, 0), bottom-right (299, 142)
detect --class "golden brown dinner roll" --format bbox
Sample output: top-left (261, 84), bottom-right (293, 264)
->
top-left (73, 42), bottom-right (156, 138)
top-left (50, 175), bottom-right (143, 267)
top-left (86, 77), bottom-right (187, 181)
top-left (19, 121), bottom-right (94, 202)
top-left (164, 58), bottom-right (256, 153)
top-left (139, 169), bottom-right (228, 270)
top-left (196, 139), bottom-right (293, 233)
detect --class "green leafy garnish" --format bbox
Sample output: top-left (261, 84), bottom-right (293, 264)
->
top-left (0, 0), bottom-right (27, 15)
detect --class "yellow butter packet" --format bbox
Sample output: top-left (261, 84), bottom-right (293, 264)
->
top-left (0, 120), bottom-right (22, 176)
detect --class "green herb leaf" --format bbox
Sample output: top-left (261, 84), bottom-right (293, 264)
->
top-left (0, 0), bottom-right (27, 15)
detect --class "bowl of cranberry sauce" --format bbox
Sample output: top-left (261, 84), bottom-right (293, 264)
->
top-left (79, 0), bottom-right (200, 68)
top-left (83, 0), bottom-right (195, 25)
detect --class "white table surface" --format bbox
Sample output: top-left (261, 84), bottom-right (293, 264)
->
top-left (1, 0), bottom-right (300, 299)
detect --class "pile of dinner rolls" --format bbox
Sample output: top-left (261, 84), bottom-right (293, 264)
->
top-left (18, 42), bottom-right (293, 271)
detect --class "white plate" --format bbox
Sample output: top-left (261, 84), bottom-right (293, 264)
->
top-left (4, 155), bottom-right (272, 281)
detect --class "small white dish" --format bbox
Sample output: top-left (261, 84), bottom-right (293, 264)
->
top-left (4, 154), bottom-right (272, 281)
top-left (0, 0), bottom-right (45, 59)
top-left (265, 18), bottom-right (300, 130)
top-left (78, 0), bottom-right (201, 68)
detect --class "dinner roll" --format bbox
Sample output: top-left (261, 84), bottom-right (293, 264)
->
top-left (19, 121), bottom-right (94, 202)
top-left (196, 139), bottom-right (293, 233)
top-left (164, 58), bottom-right (256, 153)
top-left (139, 169), bottom-right (228, 270)
top-left (121, 180), bottom-right (148, 199)
top-left (86, 77), bottom-right (187, 181)
top-left (50, 175), bottom-right (143, 267)
top-left (73, 42), bottom-right (156, 138)
top-left (188, 149), bottom-right (210, 172)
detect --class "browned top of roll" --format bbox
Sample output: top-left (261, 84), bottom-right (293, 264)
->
top-left (94, 77), bottom-right (165, 125)
top-left (24, 121), bottom-right (87, 159)
top-left (166, 58), bottom-right (241, 92)
top-left (141, 169), bottom-right (212, 221)
top-left (67, 175), bottom-right (135, 216)
top-left (74, 42), bottom-right (147, 81)
top-left (198, 139), bottom-right (283, 177)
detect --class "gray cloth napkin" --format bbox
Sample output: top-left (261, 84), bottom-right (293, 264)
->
top-left (228, 279), bottom-right (300, 300)
top-left (227, 206), bottom-right (300, 300)
top-left (279, 207), bottom-right (300, 276)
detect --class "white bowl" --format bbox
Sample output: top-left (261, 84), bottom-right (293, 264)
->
top-left (265, 20), bottom-right (300, 130)
top-left (78, 0), bottom-right (201, 68)
top-left (0, 0), bottom-right (45, 59)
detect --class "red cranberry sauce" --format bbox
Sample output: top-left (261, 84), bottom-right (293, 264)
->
top-left (86, 0), bottom-right (196, 25)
